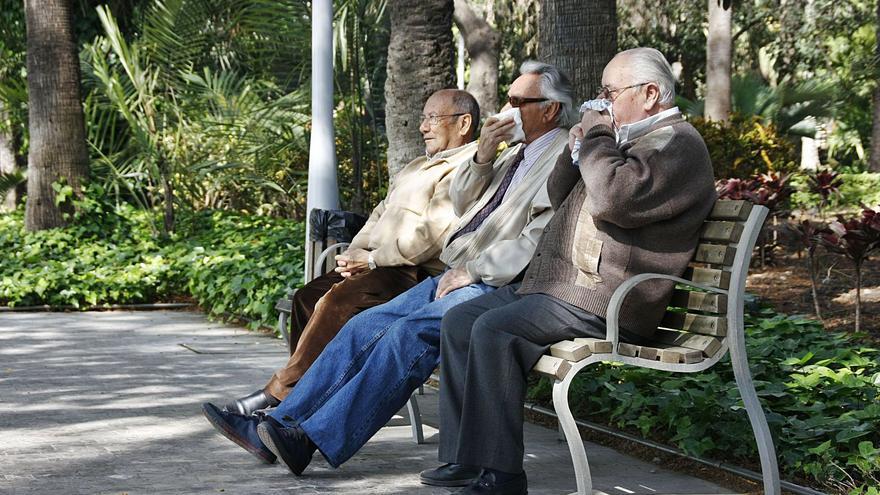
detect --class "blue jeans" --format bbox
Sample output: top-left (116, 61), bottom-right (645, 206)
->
top-left (268, 274), bottom-right (494, 467)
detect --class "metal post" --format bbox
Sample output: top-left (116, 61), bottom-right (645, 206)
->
top-left (305, 0), bottom-right (340, 283)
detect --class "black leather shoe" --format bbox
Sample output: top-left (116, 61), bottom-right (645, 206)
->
top-left (257, 418), bottom-right (316, 475)
top-left (201, 402), bottom-right (276, 464)
top-left (224, 390), bottom-right (279, 416)
top-left (420, 463), bottom-right (482, 487)
top-left (454, 470), bottom-right (528, 494)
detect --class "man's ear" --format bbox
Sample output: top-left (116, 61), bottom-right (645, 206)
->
top-left (643, 83), bottom-right (661, 111)
top-left (458, 114), bottom-right (473, 137)
top-left (544, 101), bottom-right (561, 123)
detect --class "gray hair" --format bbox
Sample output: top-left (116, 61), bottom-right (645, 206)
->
top-left (519, 60), bottom-right (577, 127)
top-left (615, 48), bottom-right (676, 105)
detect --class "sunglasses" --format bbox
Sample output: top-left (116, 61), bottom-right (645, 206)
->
top-left (507, 96), bottom-right (548, 108)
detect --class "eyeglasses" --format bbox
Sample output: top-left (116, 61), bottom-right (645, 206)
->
top-left (419, 113), bottom-right (466, 126)
top-left (596, 82), bottom-right (650, 102)
top-left (507, 96), bottom-right (548, 108)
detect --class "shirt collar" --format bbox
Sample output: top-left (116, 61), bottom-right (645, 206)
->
top-left (616, 107), bottom-right (681, 144)
top-left (521, 127), bottom-right (563, 161)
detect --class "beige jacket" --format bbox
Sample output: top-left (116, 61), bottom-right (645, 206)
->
top-left (440, 130), bottom-right (567, 286)
top-left (349, 142), bottom-right (478, 275)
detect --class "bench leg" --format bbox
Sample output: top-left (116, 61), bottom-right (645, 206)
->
top-left (406, 393), bottom-right (425, 444)
top-left (729, 324), bottom-right (781, 495)
top-left (553, 374), bottom-right (592, 495)
top-left (278, 312), bottom-right (290, 348)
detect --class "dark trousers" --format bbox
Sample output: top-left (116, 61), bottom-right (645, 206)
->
top-left (264, 266), bottom-right (425, 400)
top-left (437, 284), bottom-right (607, 473)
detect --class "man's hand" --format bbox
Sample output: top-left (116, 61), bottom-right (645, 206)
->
top-left (475, 116), bottom-right (517, 164)
top-left (435, 267), bottom-right (476, 299)
top-left (568, 123), bottom-right (584, 151)
top-left (335, 248), bottom-right (371, 278)
top-left (579, 109), bottom-right (613, 134)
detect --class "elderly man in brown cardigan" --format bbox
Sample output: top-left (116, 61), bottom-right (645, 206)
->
top-left (422, 48), bottom-right (718, 495)
top-left (220, 89), bottom-right (480, 415)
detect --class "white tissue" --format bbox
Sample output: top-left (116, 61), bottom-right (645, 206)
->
top-left (571, 99), bottom-right (613, 165)
top-left (493, 107), bottom-right (525, 145)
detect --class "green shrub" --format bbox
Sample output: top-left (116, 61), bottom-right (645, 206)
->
top-left (792, 173), bottom-right (880, 212)
top-left (689, 113), bottom-right (800, 179)
top-left (528, 308), bottom-right (880, 493)
top-left (0, 186), bottom-right (304, 329)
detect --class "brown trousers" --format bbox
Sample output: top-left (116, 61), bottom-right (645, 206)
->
top-left (264, 266), bottom-right (427, 400)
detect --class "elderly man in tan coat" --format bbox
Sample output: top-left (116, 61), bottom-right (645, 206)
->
top-left (215, 89), bottom-right (480, 415)
top-left (201, 61), bottom-right (575, 475)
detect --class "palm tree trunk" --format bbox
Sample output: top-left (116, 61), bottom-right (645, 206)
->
top-left (705, 0), bottom-right (732, 122)
top-left (384, 0), bottom-right (456, 178)
top-left (538, 0), bottom-right (617, 102)
top-left (454, 0), bottom-right (500, 115)
top-left (23, 0), bottom-right (89, 231)
top-left (0, 103), bottom-right (19, 211)
top-left (869, 0), bottom-right (880, 172)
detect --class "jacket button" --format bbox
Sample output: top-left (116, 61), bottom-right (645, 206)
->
top-left (536, 253), bottom-right (541, 257)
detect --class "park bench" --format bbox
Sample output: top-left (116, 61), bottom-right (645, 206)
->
top-left (528, 199), bottom-right (780, 495)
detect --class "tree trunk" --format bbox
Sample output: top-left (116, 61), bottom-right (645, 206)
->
top-left (869, 0), bottom-right (880, 171)
top-left (0, 103), bottom-right (19, 211)
top-left (454, 0), bottom-right (500, 115)
top-left (384, 0), bottom-right (456, 177)
top-left (705, 0), bottom-right (732, 122)
top-left (23, 0), bottom-right (89, 231)
top-left (538, 0), bottom-right (617, 104)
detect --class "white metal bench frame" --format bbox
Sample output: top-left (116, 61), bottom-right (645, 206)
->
top-left (542, 201), bottom-right (780, 495)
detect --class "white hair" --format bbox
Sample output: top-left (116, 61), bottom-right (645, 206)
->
top-left (616, 47), bottom-right (676, 105)
top-left (519, 60), bottom-right (577, 127)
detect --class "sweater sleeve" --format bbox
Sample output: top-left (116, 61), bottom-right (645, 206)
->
top-left (577, 123), bottom-right (709, 229)
top-left (368, 171), bottom-right (459, 267)
top-left (448, 153), bottom-right (496, 217)
top-left (547, 149), bottom-right (580, 210)
top-left (463, 185), bottom-right (553, 286)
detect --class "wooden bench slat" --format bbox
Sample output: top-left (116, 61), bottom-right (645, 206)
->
top-left (533, 355), bottom-right (571, 381)
top-left (709, 200), bottom-right (753, 221)
top-left (617, 342), bottom-right (641, 357)
top-left (694, 243), bottom-right (737, 266)
top-left (700, 221), bottom-right (744, 243)
top-left (670, 289), bottom-right (727, 314)
top-left (651, 328), bottom-right (723, 357)
top-left (659, 346), bottom-right (704, 364)
top-left (550, 341), bottom-right (592, 362)
top-left (572, 337), bottom-right (613, 354)
top-left (661, 312), bottom-right (727, 337)
top-left (683, 266), bottom-right (731, 289)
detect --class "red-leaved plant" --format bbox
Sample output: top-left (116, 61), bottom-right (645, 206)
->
top-left (820, 206), bottom-right (880, 333)
top-left (806, 169), bottom-right (844, 219)
top-left (717, 172), bottom-right (793, 266)
top-left (789, 219), bottom-right (826, 322)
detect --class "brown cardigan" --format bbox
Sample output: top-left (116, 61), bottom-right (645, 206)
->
top-left (517, 114), bottom-right (717, 337)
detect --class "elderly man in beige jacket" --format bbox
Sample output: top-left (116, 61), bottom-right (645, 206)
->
top-left (214, 89), bottom-right (480, 416)
top-left (201, 61), bottom-right (575, 474)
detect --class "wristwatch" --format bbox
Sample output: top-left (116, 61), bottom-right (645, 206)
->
top-left (367, 253), bottom-right (377, 270)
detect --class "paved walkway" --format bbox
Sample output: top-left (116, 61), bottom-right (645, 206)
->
top-left (0, 311), bottom-right (741, 494)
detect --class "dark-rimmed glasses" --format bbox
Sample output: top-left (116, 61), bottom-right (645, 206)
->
top-left (596, 82), bottom-right (650, 102)
top-left (507, 96), bottom-right (548, 108)
top-left (420, 113), bottom-right (466, 126)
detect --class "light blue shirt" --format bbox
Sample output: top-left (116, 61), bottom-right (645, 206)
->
top-left (503, 127), bottom-right (563, 202)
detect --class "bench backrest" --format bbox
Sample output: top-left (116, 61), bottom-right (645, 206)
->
top-left (617, 199), bottom-right (769, 372)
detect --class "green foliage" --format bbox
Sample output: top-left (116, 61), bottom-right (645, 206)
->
top-left (0, 185), bottom-right (304, 329)
top-left (791, 173), bottom-right (880, 212)
top-left (688, 113), bottom-right (799, 179)
top-left (529, 309), bottom-right (880, 493)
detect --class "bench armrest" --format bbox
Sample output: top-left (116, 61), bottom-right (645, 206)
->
top-left (605, 273), bottom-right (729, 356)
